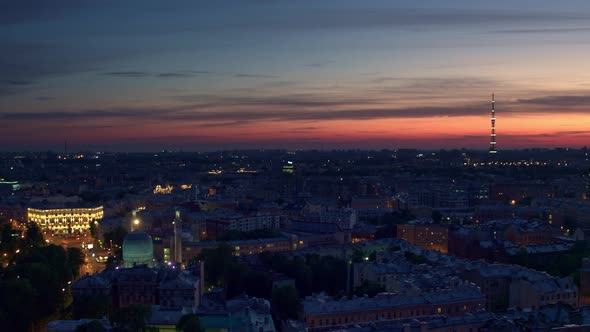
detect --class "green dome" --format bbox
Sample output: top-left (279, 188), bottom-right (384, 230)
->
top-left (122, 231), bottom-right (153, 268)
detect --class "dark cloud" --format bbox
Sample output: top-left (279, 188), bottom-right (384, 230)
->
top-left (280, 127), bottom-right (320, 133)
top-left (35, 96), bottom-right (55, 101)
top-left (185, 70), bottom-right (212, 74)
top-left (556, 130), bottom-right (589, 135)
top-left (157, 72), bottom-right (195, 78)
top-left (193, 121), bottom-right (250, 128)
top-left (172, 94), bottom-right (383, 108)
top-left (3, 91), bottom-right (590, 125)
top-left (372, 77), bottom-right (497, 91)
top-left (0, 0), bottom-right (82, 25)
top-left (516, 95), bottom-right (590, 106)
top-left (305, 63), bottom-right (327, 68)
top-left (102, 71), bottom-right (150, 78)
top-left (0, 41), bottom-right (134, 95)
top-left (234, 8), bottom-right (590, 31)
top-left (140, 135), bottom-right (216, 142)
top-left (102, 70), bottom-right (210, 79)
top-left (0, 103), bottom-right (485, 123)
top-left (8, 80), bottom-right (34, 86)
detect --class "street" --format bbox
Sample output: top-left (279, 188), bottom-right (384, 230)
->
top-left (49, 234), bottom-right (110, 277)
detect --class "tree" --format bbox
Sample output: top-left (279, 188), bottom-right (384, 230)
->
top-left (196, 243), bottom-right (234, 287)
top-left (404, 252), bottom-right (428, 265)
top-left (512, 248), bottom-right (529, 267)
top-left (1, 224), bottom-right (19, 254)
top-left (89, 220), bottom-right (98, 240)
top-left (5, 244), bottom-right (78, 329)
top-left (103, 226), bottom-right (128, 249)
top-left (272, 285), bottom-right (299, 320)
top-left (104, 226), bottom-right (128, 260)
top-left (105, 256), bottom-right (118, 270)
top-left (308, 255), bottom-right (347, 295)
top-left (176, 314), bottom-right (203, 332)
top-left (73, 294), bottom-right (110, 319)
top-left (25, 222), bottom-right (44, 247)
top-left (564, 216), bottom-right (578, 232)
top-left (351, 247), bottom-right (366, 263)
top-left (242, 270), bottom-right (273, 299)
top-left (68, 247), bottom-right (86, 279)
top-left (0, 278), bottom-right (35, 332)
top-left (261, 253), bottom-right (346, 297)
top-left (110, 304), bottom-right (153, 332)
top-left (431, 210), bottom-right (443, 223)
top-left (75, 320), bottom-right (107, 332)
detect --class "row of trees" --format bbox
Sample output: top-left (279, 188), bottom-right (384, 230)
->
top-left (1, 222), bottom-right (44, 260)
top-left (511, 240), bottom-right (590, 283)
top-left (216, 228), bottom-right (282, 241)
top-left (74, 305), bottom-right (203, 332)
top-left (193, 245), bottom-right (303, 319)
top-left (195, 244), bottom-right (388, 320)
top-left (0, 224), bottom-right (85, 332)
top-left (195, 244), bottom-right (349, 298)
top-left (259, 251), bottom-right (348, 297)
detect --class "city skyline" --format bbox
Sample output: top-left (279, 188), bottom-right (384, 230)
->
top-left (2, 1), bottom-right (590, 151)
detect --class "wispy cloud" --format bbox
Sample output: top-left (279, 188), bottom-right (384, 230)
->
top-left (233, 73), bottom-right (276, 78)
top-left (5, 90), bottom-right (590, 125)
top-left (305, 63), bottom-right (328, 68)
top-left (493, 27), bottom-right (590, 34)
top-left (102, 71), bottom-right (151, 78)
top-left (157, 72), bottom-right (195, 78)
top-left (99, 70), bottom-right (213, 79)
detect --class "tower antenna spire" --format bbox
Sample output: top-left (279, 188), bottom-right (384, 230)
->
top-left (489, 93), bottom-right (497, 154)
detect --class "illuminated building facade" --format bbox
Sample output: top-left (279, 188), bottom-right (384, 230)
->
top-left (282, 160), bottom-right (294, 174)
top-left (27, 206), bottom-right (104, 234)
top-left (153, 184), bottom-right (173, 194)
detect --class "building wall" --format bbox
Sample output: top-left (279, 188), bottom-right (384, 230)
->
top-left (508, 278), bottom-right (578, 310)
top-left (181, 237), bottom-right (296, 263)
top-left (504, 227), bottom-right (556, 246)
top-left (28, 206), bottom-right (104, 234)
top-left (304, 299), bottom-right (484, 329)
top-left (580, 258), bottom-right (590, 304)
top-left (205, 214), bottom-right (283, 240)
top-left (117, 271), bottom-right (158, 308)
top-left (397, 224), bottom-right (449, 253)
top-left (158, 283), bottom-right (200, 308)
top-left (462, 271), bottom-right (510, 311)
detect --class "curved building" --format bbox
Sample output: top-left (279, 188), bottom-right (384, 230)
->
top-left (28, 206), bottom-right (103, 234)
top-left (123, 231), bottom-right (154, 268)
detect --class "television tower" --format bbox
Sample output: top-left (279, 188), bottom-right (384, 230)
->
top-left (489, 93), bottom-right (497, 154)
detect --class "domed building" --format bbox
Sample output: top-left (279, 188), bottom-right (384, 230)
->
top-left (122, 231), bottom-right (154, 268)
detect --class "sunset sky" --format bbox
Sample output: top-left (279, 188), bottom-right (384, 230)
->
top-left (2, 0), bottom-right (590, 151)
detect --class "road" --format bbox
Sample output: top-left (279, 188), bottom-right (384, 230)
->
top-left (49, 234), bottom-right (110, 277)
